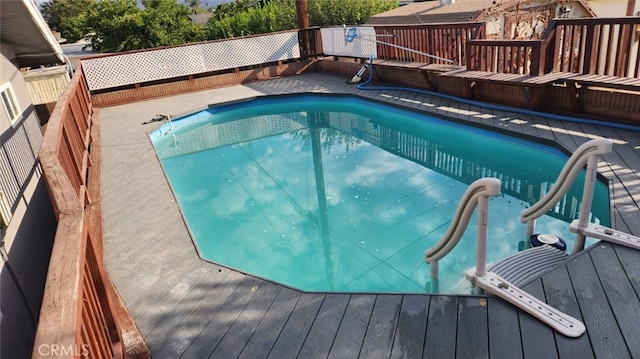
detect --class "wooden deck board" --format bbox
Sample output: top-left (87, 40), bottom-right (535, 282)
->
top-left (518, 279), bottom-right (559, 359)
top-left (359, 295), bottom-right (402, 359)
top-left (179, 275), bottom-right (263, 358)
top-left (589, 244), bottom-right (640, 355)
top-left (540, 263), bottom-right (593, 358)
top-left (424, 296), bottom-right (458, 358)
top-left (151, 269), bottom-right (244, 358)
top-left (99, 73), bottom-right (640, 359)
top-left (328, 295), bottom-right (376, 359)
top-left (267, 293), bottom-right (324, 359)
top-left (615, 245), bottom-right (640, 295)
top-left (238, 287), bottom-right (300, 359)
top-left (456, 297), bottom-right (489, 358)
top-left (389, 295), bottom-right (428, 359)
top-left (567, 250), bottom-right (632, 358)
top-left (487, 298), bottom-right (523, 358)
top-left (211, 281), bottom-right (282, 359)
top-left (133, 259), bottom-right (213, 338)
top-left (142, 264), bottom-right (231, 354)
top-left (297, 294), bottom-right (350, 358)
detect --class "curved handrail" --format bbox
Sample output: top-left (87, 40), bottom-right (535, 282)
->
top-left (425, 177), bottom-right (501, 263)
top-left (520, 138), bottom-right (612, 224)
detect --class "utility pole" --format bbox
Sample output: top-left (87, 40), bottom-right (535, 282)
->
top-left (295, 0), bottom-right (309, 28)
top-left (296, 0), bottom-right (311, 57)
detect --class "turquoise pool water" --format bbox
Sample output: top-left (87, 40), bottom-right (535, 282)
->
top-left (150, 94), bottom-right (609, 294)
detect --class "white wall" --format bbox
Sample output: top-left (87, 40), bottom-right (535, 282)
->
top-left (588, 0), bottom-right (638, 17)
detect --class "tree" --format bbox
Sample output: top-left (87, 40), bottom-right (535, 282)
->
top-left (213, 0), bottom-right (262, 20)
top-left (82, 0), bottom-right (144, 52)
top-left (138, 0), bottom-right (206, 48)
top-left (186, 0), bottom-right (208, 14)
top-left (82, 0), bottom-right (205, 52)
top-left (39, 0), bottom-right (94, 42)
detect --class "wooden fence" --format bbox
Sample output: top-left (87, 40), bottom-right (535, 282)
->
top-left (34, 62), bottom-right (148, 358)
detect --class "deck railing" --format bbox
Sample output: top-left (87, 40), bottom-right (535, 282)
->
top-left (549, 17), bottom-right (640, 77)
top-left (466, 39), bottom-right (548, 75)
top-left (372, 23), bottom-right (484, 65)
top-left (35, 62), bottom-right (148, 358)
top-left (465, 17), bottom-right (640, 77)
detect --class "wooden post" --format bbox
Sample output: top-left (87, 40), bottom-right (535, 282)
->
top-left (626, 0), bottom-right (636, 16)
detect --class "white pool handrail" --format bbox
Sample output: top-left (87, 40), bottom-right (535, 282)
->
top-left (424, 176), bottom-right (585, 337)
top-left (425, 177), bottom-right (501, 280)
top-left (520, 138), bottom-right (612, 253)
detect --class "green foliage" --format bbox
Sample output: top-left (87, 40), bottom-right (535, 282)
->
top-left (213, 0), bottom-right (262, 20)
top-left (139, 0), bottom-right (206, 48)
top-left (185, 0), bottom-right (208, 14)
top-left (206, 0), bottom-right (397, 39)
top-left (82, 0), bottom-right (144, 52)
top-left (307, 0), bottom-right (396, 26)
top-left (81, 0), bottom-right (206, 52)
top-left (39, 0), bottom-right (94, 42)
top-left (207, 0), bottom-right (296, 39)
top-left (41, 0), bottom-right (397, 51)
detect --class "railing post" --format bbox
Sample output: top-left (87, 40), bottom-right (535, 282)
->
top-left (466, 41), bottom-right (473, 70)
top-left (530, 41), bottom-right (541, 76)
top-left (583, 23), bottom-right (596, 74)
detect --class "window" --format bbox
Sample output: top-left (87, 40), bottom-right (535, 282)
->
top-left (0, 82), bottom-right (22, 126)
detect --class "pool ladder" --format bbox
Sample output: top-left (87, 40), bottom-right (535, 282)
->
top-left (425, 138), bottom-right (640, 338)
top-left (158, 114), bottom-right (173, 135)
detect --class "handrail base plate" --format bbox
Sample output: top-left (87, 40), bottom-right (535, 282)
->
top-left (466, 270), bottom-right (586, 338)
top-left (570, 221), bottom-right (640, 250)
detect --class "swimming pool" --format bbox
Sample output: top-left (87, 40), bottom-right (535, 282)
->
top-left (150, 94), bottom-right (609, 294)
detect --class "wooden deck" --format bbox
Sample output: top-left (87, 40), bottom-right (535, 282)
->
top-left (99, 72), bottom-right (640, 358)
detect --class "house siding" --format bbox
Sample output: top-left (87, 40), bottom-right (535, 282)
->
top-left (0, 47), bottom-right (57, 359)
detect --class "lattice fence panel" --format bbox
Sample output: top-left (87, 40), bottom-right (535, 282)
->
top-left (82, 31), bottom-right (300, 91)
top-left (321, 27), bottom-right (377, 58)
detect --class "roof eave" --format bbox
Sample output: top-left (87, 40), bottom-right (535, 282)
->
top-left (1, 0), bottom-right (65, 68)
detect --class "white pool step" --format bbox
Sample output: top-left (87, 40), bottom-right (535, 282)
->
top-left (486, 245), bottom-right (568, 286)
top-left (569, 221), bottom-right (640, 250)
top-left (465, 244), bottom-right (584, 337)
